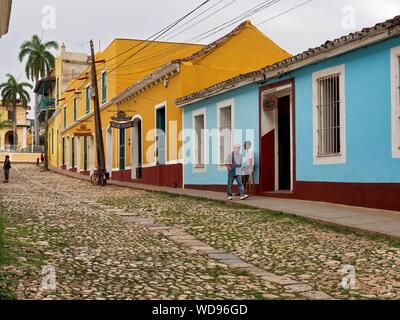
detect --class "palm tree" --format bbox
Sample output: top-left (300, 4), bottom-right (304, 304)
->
top-left (18, 35), bottom-right (59, 145)
top-left (0, 74), bottom-right (32, 147)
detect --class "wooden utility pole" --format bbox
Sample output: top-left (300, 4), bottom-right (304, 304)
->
top-left (90, 40), bottom-right (107, 185)
top-left (44, 107), bottom-right (49, 170)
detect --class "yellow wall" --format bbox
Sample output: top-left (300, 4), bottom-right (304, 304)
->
top-left (0, 105), bottom-right (30, 147)
top-left (0, 153), bottom-right (42, 163)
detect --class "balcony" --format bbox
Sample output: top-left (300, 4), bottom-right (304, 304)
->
top-left (38, 97), bottom-right (56, 113)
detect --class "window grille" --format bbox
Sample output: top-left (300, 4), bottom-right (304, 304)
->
top-left (316, 74), bottom-right (341, 156)
top-left (398, 56), bottom-right (400, 149)
top-left (219, 106), bottom-right (232, 165)
top-left (194, 114), bottom-right (204, 166)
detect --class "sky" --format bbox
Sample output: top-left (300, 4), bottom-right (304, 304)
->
top-left (1, 0), bottom-right (400, 119)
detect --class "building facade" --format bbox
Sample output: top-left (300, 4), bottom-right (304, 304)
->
top-left (48, 21), bottom-right (290, 189)
top-left (0, 101), bottom-right (30, 150)
top-left (177, 16), bottom-right (400, 212)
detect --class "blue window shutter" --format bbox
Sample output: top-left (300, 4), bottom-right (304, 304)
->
top-left (86, 86), bottom-right (90, 113)
top-left (102, 72), bottom-right (107, 103)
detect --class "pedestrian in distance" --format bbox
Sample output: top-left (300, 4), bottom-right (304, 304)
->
top-left (40, 152), bottom-right (45, 165)
top-left (225, 144), bottom-right (249, 201)
top-left (3, 155), bottom-right (11, 183)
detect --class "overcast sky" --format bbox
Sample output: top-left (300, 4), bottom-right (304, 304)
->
top-left (1, 0), bottom-right (400, 118)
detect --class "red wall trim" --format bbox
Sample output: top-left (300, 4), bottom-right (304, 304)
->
top-left (294, 181), bottom-right (400, 212)
top-left (111, 170), bottom-right (132, 182)
top-left (141, 164), bottom-right (183, 188)
top-left (110, 164), bottom-right (183, 188)
top-left (186, 182), bottom-right (400, 212)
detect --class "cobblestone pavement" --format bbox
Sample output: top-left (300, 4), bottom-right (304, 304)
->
top-left (1, 165), bottom-right (400, 300)
top-left (0, 165), bottom-right (311, 300)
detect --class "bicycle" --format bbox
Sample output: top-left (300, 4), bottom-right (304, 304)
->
top-left (90, 171), bottom-right (109, 186)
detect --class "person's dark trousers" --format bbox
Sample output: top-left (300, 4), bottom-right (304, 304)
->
top-left (227, 172), bottom-right (245, 197)
top-left (242, 175), bottom-right (250, 192)
top-left (4, 169), bottom-right (9, 182)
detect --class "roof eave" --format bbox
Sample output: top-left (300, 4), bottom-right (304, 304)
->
top-left (176, 16), bottom-right (400, 107)
top-left (112, 62), bottom-right (181, 105)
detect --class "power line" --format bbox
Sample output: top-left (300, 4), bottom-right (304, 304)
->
top-left (189, 0), bottom-right (280, 42)
top-left (256, 0), bottom-right (313, 26)
top-left (102, 0), bottom-right (211, 65)
top-left (111, 0), bottom-right (275, 72)
top-left (104, 0), bottom-right (212, 77)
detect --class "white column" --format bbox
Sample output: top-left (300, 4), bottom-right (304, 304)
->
top-left (76, 136), bottom-right (81, 173)
top-left (106, 127), bottom-right (112, 177)
top-left (131, 126), bottom-right (136, 179)
top-left (90, 136), bottom-right (95, 176)
top-left (66, 137), bottom-right (70, 170)
top-left (22, 127), bottom-right (27, 148)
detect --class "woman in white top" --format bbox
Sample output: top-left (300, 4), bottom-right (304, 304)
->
top-left (241, 141), bottom-right (255, 194)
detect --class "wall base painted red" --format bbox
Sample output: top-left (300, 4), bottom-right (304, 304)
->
top-left (142, 164), bottom-right (183, 188)
top-left (110, 164), bottom-right (183, 188)
top-left (294, 181), bottom-right (400, 212)
top-left (111, 170), bottom-right (132, 182)
top-left (185, 184), bottom-right (259, 195)
top-left (185, 182), bottom-right (400, 212)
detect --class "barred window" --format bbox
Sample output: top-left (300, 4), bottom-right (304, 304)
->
top-left (316, 74), bottom-right (341, 156)
top-left (194, 114), bottom-right (205, 167)
top-left (219, 106), bottom-right (232, 165)
top-left (391, 47), bottom-right (400, 158)
top-left (397, 55), bottom-right (400, 149)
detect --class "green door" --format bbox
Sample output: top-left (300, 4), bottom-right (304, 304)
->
top-left (119, 128), bottom-right (126, 170)
top-left (84, 137), bottom-right (88, 171)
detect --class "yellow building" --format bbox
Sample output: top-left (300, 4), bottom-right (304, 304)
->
top-left (48, 38), bottom-right (204, 173)
top-left (0, 101), bottom-right (31, 150)
top-left (49, 21), bottom-right (291, 187)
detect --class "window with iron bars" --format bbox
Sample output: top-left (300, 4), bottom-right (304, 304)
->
top-left (194, 114), bottom-right (205, 167)
top-left (397, 55), bottom-right (400, 150)
top-left (219, 106), bottom-right (232, 165)
top-left (316, 73), bottom-right (341, 157)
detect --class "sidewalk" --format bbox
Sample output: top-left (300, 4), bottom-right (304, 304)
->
top-left (50, 167), bottom-right (400, 241)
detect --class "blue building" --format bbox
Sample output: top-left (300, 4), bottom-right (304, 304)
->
top-left (176, 16), bottom-right (400, 212)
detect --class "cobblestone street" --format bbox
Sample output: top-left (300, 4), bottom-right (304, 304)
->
top-left (1, 165), bottom-right (400, 300)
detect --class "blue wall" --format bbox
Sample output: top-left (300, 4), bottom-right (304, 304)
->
top-left (183, 35), bottom-right (400, 186)
top-left (183, 84), bottom-right (260, 185)
top-left (289, 36), bottom-right (400, 183)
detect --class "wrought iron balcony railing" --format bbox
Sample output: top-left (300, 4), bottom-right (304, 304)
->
top-left (38, 97), bottom-right (56, 112)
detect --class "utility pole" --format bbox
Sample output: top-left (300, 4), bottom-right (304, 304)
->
top-left (44, 107), bottom-right (49, 170)
top-left (90, 40), bottom-right (107, 186)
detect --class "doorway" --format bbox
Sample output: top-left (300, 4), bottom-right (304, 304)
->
top-left (260, 82), bottom-right (293, 193)
top-left (277, 96), bottom-right (291, 191)
top-left (156, 106), bottom-right (166, 165)
top-left (131, 118), bottom-right (143, 179)
top-left (119, 128), bottom-right (126, 170)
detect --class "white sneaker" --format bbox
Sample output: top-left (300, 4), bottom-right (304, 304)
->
top-left (240, 195), bottom-right (249, 200)
top-left (228, 196), bottom-right (233, 200)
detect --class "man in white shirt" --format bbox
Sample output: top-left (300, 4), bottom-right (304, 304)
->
top-left (241, 141), bottom-right (255, 193)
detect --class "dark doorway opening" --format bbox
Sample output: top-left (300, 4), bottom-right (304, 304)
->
top-left (137, 120), bottom-right (142, 178)
top-left (156, 106), bottom-right (166, 165)
top-left (119, 128), bottom-right (126, 170)
top-left (278, 96), bottom-right (291, 191)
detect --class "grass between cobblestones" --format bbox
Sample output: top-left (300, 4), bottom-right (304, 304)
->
top-left (0, 204), bottom-right (16, 300)
top-left (101, 191), bottom-right (400, 300)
